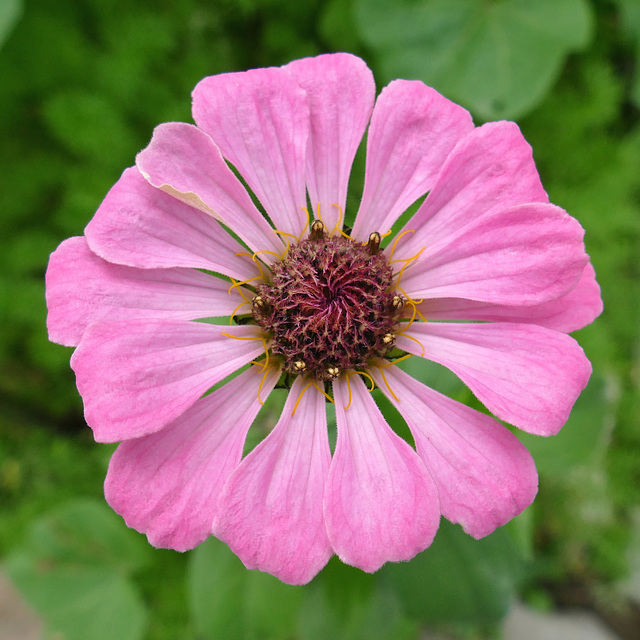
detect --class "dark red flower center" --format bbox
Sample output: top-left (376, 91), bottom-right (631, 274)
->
top-left (252, 225), bottom-right (404, 381)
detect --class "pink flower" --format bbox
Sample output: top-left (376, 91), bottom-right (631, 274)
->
top-left (45, 53), bottom-right (602, 585)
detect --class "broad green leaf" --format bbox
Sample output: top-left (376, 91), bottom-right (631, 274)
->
top-left (299, 558), bottom-right (417, 640)
top-left (355, 0), bottom-right (593, 119)
top-left (380, 521), bottom-right (525, 624)
top-left (516, 374), bottom-right (614, 476)
top-left (4, 500), bottom-right (149, 640)
top-left (617, 0), bottom-right (640, 107)
top-left (42, 90), bottom-right (141, 168)
top-left (0, 0), bottom-right (22, 49)
top-left (16, 499), bottom-right (151, 572)
top-left (188, 537), bottom-right (303, 640)
top-left (5, 557), bottom-right (147, 640)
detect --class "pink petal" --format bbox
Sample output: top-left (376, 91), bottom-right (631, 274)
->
top-left (284, 53), bottom-right (375, 232)
top-left (419, 262), bottom-right (603, 333)
top-left (104, 364), bottom-right (281, 551)
top-left (352, 80), bottom-right (474, 240)
top-left (46, 237), bottom-right (247, 347)
top-left (213, 377), bottom-right (332, 585)
top-left (136, 123), bottom-right (283, 257)
top-left (324, 375), bottom-right (440, 572)
top-left (70, 320), bottom-right (264, 443)
top-left (399, 202), bottom-right (588, 306)
top-left (370, 364), bottom-right (538, 539)
top-left (392, 121), bottom-right (549, 262)
top-left (192, 66), bottom-right (309, 238)
top-left (85, 167), bottom-right (257, 281)
top-left (397, 322), bottom-right (592, 436)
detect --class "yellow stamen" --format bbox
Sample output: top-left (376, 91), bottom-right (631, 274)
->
top-left (220, 331), bottom-right (264, 342)
top-left (300, 206), bottom-right (311, 240)
top-left (255, 248), bottom-right (287, 263)
top-left (273, 229), bottom-right (294, 255)
top-left (375, 363), bottom-right (400, 402)
top-left (256, 365), bottom-right (270, 405)
top-left (254, 357), bottom-right (280, 405)
top-left (396, 330), bottom-right (425, 357)
top-left (403, 298), bottom-right (418, 328)
top-left (292, 380), bottom-right (334, 416)
top-left (249, 338), bottom-right (271, 372)
top-left (386, 229), bottom-right (415, 262)
top-left (228, 300), bottom-right (251, 325)
top-left (355, 370), bottom-right (375, 392)
top-left (330, 204), bottom-right (345, 237)
top-left (225, 278), bottom-right (249, 304)
top-left (398, 287), bottom-right (427, 322)
top-left (342, 369), bottom-right (376, 410)
top-left (228, 276), bottom-right (262, 296)
top-left (393, 246), bottom-right (426, 288)
top-left (343, 372), bottom-right (353, 410)
top-left (382, 353), bottom-right (413, 368)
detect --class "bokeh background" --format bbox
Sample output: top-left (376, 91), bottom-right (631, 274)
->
top-left (1, 0), bottom-right (639, 639)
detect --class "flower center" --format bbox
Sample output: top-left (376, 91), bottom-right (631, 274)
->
top-left (252, 223), bottom-right (404, 381)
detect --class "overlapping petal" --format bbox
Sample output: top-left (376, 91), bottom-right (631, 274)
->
top-left (370, 365), bottom-right (538, 539)
top-left (213, 378), bottom-right (333, 585)
top-left (136, 122), bottom-right (283, 256)
top-left (71, 321), bottom-right (264, 443)
top-left (419, 262), bottom-right (603, 333)
top-left (104, 365), bottom-right (281, 551)
top-left (398, 202), bottom-right (588, 306)
top-left (285, 53), bottom-right (375, 232)
top-left (352, 80), bottom-right (474, 240)
top-left (46, 237), bottom-right (247, 347)
top-left (85, 167), bottom-right (257, 281)
top-left (392, 121), bottom-right (549, 262)
top-left (192, 66), bottom-right (309, 237)
top-left (324, 375), bottom-right (440, 572)
top-left (397, 322), bottom-right (591, 435)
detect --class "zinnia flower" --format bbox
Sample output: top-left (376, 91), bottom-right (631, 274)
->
top-left (46, 53), bottom-right (602, 585)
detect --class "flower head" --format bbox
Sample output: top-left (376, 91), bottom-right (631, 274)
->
top-left (46, 53), bottom-right (602, 585)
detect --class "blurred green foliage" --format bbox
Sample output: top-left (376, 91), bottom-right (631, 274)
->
top-left (1, 0), bottom-right (639, 639)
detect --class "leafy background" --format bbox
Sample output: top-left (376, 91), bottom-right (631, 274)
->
top-left (1, 0), bottom-right (639, 638)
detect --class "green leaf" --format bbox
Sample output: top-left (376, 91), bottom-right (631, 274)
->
top-left (42, 90), bottom-right (141, 168)
top-left (0, 0), bottom-right (22, 49)
top-left (5, 558), bottom-right (147, 640)
top-left (188, 537), bottom-right (303, 640)
top-left (4, 500), bottom-right (150, 640)
top-left (617, 0), bottom-right (640, 108)
top-left (516, 374), bottom-right (614, 476)
top-left (19, 499), bottom-right (151, 572)
top-left (380, 520), bottom-right (525, 625)
top-left (299, 559), bottom-right (417, 640)
top-left (355, 0), bottom-right (593, 119)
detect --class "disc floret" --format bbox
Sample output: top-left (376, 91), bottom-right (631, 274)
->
top-left (253, 225), bottom-right (404, 381)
